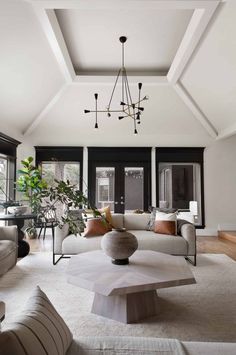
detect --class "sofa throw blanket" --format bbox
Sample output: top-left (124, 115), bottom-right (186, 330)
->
top-left (177, 219), bottom-right (193, 236)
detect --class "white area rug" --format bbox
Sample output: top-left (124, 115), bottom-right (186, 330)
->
top-left (0, 252), bottom-right (236, 342)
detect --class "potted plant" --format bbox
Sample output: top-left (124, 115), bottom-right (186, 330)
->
top-left (16, 157), bottom-right (102, 238)
top-left (16, 157), bottom-right (48, 238)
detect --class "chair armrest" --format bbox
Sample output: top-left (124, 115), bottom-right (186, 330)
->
top-left (54, 224), bottom-right (69, 254)
top-left (0, 226), bottom-right (18, 244)
top-left (180, 223), bottom-right (196, 256)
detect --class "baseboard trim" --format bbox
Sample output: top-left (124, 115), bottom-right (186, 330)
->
top-left (218, 224), bottom-right (236, 231)
top-left (196, 229), bottom-right (218, 236)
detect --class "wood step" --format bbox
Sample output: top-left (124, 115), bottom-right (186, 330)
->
top-left (218, 231), bottom-right (236, 243)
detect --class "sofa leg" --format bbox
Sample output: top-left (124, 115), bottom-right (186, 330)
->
top-left (53, 252), bottom-right (70, 265)
top-left (185, 255), bottom-right (196, 266)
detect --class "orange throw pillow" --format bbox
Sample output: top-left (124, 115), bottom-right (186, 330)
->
top-left (154, 211), bottom-right (177, 235)
top-left (84, 218), bottom-right (111, 237)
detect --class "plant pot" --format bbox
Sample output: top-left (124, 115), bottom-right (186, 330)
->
top-left (25, 229), bottom-right (38, 239)
top-left (101, 228), bottom-right (138, 265)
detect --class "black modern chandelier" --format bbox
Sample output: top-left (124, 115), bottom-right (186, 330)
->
top-left (84, 36), bottom-right (148, 135)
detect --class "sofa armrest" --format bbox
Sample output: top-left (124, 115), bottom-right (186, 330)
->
top-left (54, 224), bottom-right (69, 254)
top-left (0, 301), bottom-right (5, 324)
top-left (180, 223), bottom-right (196, 256)
top-left (0, 226), bottom-right (18, 244)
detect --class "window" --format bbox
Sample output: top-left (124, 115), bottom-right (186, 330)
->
top-left (35, 146), bottom-right (83, 191)
top-left (41, 162), bottom-right (80, 188)
top-left (0, 155), bottom-right (9, 214)
top-left (156, 148), bottom-right (205, 228)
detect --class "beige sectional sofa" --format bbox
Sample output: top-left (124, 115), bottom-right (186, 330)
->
top-left (0, 226), bottom-right (18, 276)
top-left (54, 213), bottom-right (196, 265)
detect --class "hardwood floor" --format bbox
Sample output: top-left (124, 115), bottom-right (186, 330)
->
top-left (27, 234), bottom-right (236, 261)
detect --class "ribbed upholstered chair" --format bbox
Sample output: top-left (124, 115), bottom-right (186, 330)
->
top-left (0, 226), bottom-right (18, 276)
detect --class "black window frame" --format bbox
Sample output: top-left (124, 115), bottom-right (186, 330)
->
top-left (35, 146), bottom-right (83, 191)
top-left (156, 147), bottom-right (205, 228)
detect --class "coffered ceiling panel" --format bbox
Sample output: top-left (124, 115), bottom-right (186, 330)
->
top-left (55, 8), bottom-right (193, 74)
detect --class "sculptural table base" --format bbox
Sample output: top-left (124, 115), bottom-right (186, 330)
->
top-left (91, 290), bottom-right (160, 324)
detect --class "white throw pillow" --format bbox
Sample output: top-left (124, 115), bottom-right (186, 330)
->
top-left (154, 211), bottom-right (177, 235)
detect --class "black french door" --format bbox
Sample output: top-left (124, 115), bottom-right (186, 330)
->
top-left (88, 148), bottom-right (151, 213)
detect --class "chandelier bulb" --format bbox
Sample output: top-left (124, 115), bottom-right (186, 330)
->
top-left (138, 107), bottom-right (144, 111)
top-left (118, 116), bottom-right (124, 120)
top-left (144, 95), bottom-right (149, 100)
top-left (94, 93), bottom-right (98, 100)
top-left (84, 110), bottom-right (90, 113)
top-left (134, 128), bottom-right (138, 135)
top-left (95, 123), bottom-right (98, 129)
top-left (138, 82), bottom-right (142, 90)
top-left (107, 112), bottom-right (111, 117)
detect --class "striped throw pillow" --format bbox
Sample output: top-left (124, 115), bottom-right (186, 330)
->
top-left (0, 286), bottom-right (72, 355)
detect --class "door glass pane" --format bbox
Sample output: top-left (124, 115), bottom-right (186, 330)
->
top-left (159, 162), bottom-right (202, 225)
top-left (96, 168), bottom-right (115, 212)
top-left (41, 162), bottom-right (80, 188)
top-left (125, 167), bottom-right (144, 212)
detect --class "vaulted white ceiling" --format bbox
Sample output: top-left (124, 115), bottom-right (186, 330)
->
top-left (0, 0), bottom-right (235, 147)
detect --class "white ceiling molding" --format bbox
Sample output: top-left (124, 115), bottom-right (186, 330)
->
top-left (25, 0), bottom-right (222, 138)
top-left (23, 84), bottom-right (68, 136)
top-left (32, 6), bottom-right (75, 82)
top-left (173, 82), bottom-right (218, 138)
top-left (217, 123), bottom-right (236, 141)
top-left (167, 2), bottom-right (220, 84)
top-left (73, 75), bottom-right (169, 85)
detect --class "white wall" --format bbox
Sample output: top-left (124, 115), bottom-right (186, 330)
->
top-left (16, 135), bottom-right (236, 234)
top-left (204, 135), bottom-right (236, 234)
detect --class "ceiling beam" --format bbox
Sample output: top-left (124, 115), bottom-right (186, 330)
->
top-left (28, 1), bottom-right (221, 11)
top-left (23, 85), bottom-right (68, 136)
top-left (32, 6), bottom-right (75, 82)
top-left (167, 1), bottom-right (220, 84)
top-left (73, 75), bottom-right (169, 85)
top-left (217, 123), bottom-right (236, 141)
top-left (173, 83), bottom-right (218, 138)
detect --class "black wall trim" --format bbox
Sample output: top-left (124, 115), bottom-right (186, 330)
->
top-left (156, 147), bottom-right (205, 228)
top-left (88, 147), bottom-right (151, 162)
top-left (35, 146), bottom-right (83, 164)
top-left (35, 146), bottom-right (83, 190)
top-left (88, 147), bottom-right (151, 212)
top-left (0, 132), bottom-right (21, 158)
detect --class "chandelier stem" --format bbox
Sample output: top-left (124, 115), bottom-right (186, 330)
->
top-left (107, 68), bottom-right (121, 110)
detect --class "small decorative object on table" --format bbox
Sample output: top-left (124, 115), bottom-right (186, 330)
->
top-left (101, 228), bottom-right (138, 265)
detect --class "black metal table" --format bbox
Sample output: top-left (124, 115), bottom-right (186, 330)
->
top-left (0, 213), bottom-right (37, 257)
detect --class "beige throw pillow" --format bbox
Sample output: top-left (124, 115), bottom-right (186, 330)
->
top-left (0, 286), bottom-right (73, 355)
top-left (154, 211), bottom-right (177, 235)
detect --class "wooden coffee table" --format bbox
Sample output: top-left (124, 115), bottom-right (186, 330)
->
top-left (67, 250), bottom-right (196, 324)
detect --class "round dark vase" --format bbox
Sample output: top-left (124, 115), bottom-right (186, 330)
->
top-left (101, 228), bottom-right (138, 265)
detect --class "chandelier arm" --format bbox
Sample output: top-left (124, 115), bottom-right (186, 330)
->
top-left (88, 110), bottom-right (125, 113)
top-left (124, 68), bottom-right (133, 107)
top-left (107, 68), bottom-right (121, 110)
top-left (124, 71), bottom-right (132, 116)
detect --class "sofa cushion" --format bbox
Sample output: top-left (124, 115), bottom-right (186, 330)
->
top-left (124, 213), bottom-right (150, 230)
top-left (0, 286), bottom-right (73, 355)
top-left (67, 336), bottom-right (187, 355)
top-left (111, 214), bottom-right (124, 229)
top-left (0, 240), bottom-right (17, 261)
top-left (62, 230), bottom-right (188, 256)
top-left (129, 230), bottom-right (188, 255)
